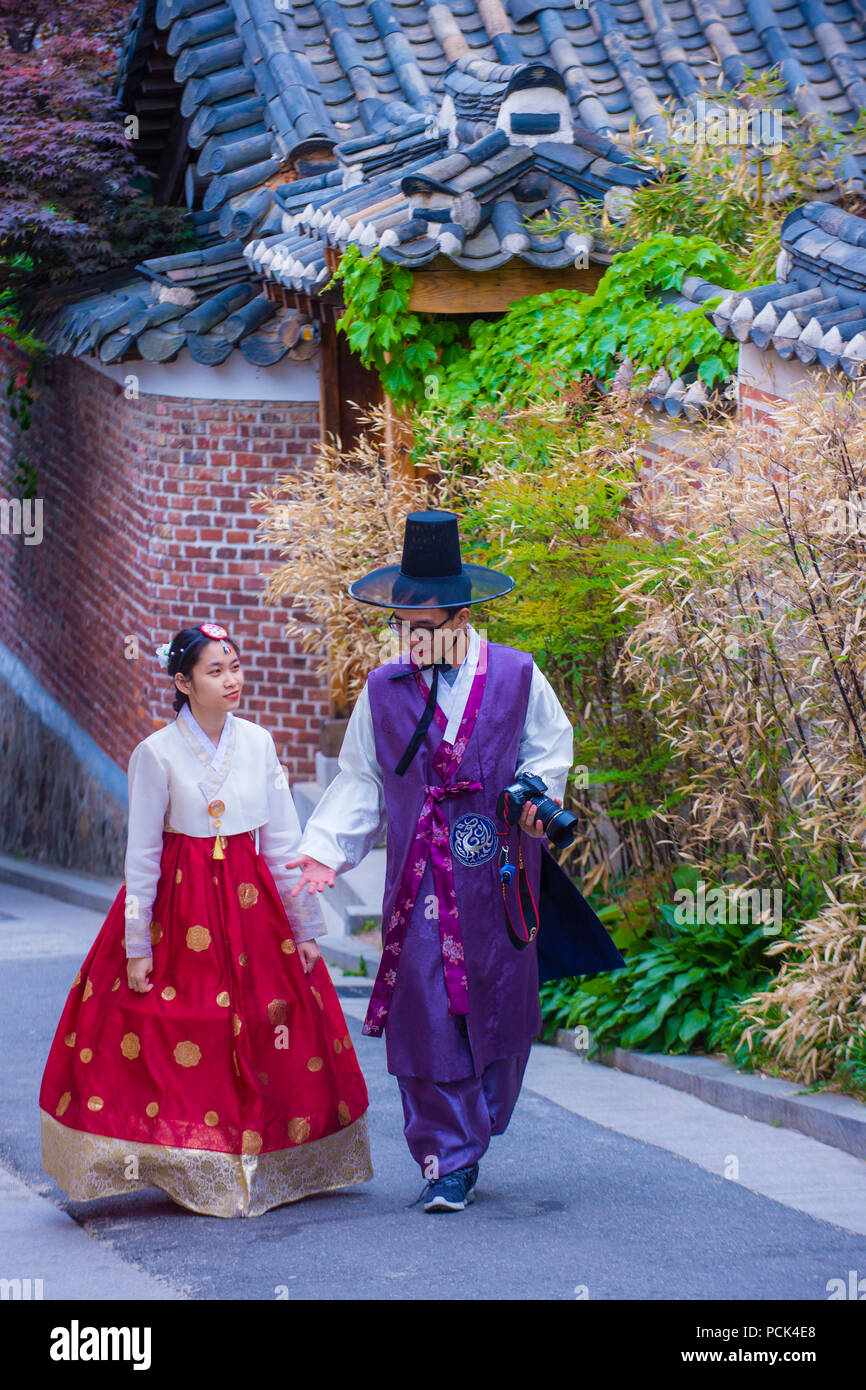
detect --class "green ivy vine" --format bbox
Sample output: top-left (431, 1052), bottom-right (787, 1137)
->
top-left (332, 234), bottom-right (742, 421)
top-left (423, 233), bottom-right (743, 425)
top-left (330, 244), bottom-right (464, 407)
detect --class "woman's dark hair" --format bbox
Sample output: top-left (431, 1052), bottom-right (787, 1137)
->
top-left (166, 626), bottom-right (240, 712)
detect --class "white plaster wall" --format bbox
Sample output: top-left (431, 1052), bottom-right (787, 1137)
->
top-left (738, 342), bottom-right (866, 409)
top-left (737, 341), bottom-right (818, 400)
top-left (86, 346), bottom-right (320, 402)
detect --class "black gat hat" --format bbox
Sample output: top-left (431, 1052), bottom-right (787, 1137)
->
top-left (348, 510), bottom-right (514, 609)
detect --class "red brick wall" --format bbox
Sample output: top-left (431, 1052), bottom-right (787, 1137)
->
top-left (738, 380), bottom-right (786, 427)
top-left (0, 345), bottom-right (328, 783)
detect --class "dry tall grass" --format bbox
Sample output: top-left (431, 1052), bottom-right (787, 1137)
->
top-left (615, 380), bottom-right (866, 1085)
top-left (253, 405), bottom-right (435, 714)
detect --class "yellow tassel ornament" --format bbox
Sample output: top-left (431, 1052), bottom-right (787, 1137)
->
top-left (208, 800), bottom-right (227, 860)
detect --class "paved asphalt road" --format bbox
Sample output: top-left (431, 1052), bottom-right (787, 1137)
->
top-left (2, 888), bottom-right (866, 1301)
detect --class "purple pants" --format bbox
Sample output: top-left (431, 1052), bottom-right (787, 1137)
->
top-left (397, 1050), bottom-right (531, 1178)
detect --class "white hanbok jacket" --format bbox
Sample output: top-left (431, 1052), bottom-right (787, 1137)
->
top-left (123, 704), bottom-right (323, 957)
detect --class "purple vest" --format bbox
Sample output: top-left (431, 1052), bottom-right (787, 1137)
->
top-left (365, 641), bottom-right (543, 1081)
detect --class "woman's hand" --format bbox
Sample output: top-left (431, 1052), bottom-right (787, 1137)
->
top-left (286, 855), bottom-right (336, 895)
top-left (297, 940), bottom-right (321, 974)
top-left (127, 955), bottom-right (153, 993)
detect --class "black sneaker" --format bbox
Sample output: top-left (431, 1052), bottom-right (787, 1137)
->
top-left (422, 1165), bottom-right (477, 1212)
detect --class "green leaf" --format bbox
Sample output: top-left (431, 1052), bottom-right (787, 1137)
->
top-left (379, 287), bottom-right (405, 317)
top-left (671, 966), bottom-right (707, 994)
top-left (678, 1008), bottom-right (711, 1043)
top-left (345, 320), bottom-right (373, 352)
top-left (697, 355), bottom-right (728, 387)
top-left (619, 1012), bottom-right (664, 1047)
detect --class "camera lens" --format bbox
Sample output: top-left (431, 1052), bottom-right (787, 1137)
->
top-left (540, 802), bottom-right (578, 849)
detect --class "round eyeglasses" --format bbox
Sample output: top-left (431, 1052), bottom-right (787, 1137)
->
top-left (386, 613), bottom-right (451, 634)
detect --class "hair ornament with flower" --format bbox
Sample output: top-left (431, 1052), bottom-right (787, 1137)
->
top-left (199, 621), bottom-right (233, 654)
top-left (156, 622), bottom-right (232, 672)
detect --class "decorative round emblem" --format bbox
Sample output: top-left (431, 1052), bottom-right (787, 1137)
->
top-left (208, 799), bottom-right (225, 818)
top-left (287, 1116), bottom-right (310, 1144)
top-left (173, 1041), bottom-right (201, 1068)
top-left (200, 622), bottom-right (228, 639)
top-left (267, 998), bottom-right (288, 1025)
top-left (450, 813), bottom-right (498, 868)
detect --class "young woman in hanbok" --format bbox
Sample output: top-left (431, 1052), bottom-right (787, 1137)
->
top-left (39, 622), bottom-right (372, 1217)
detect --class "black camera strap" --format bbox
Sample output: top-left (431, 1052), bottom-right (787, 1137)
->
top-left (498, 830), bottom-right (541, 949)
top-left (389, 660), bottom-right (450, 776)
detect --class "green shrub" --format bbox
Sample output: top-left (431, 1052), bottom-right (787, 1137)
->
top-left (540, 899), bottom-right (779, 1057)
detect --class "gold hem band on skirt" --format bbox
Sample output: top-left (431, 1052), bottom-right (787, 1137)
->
top-left (40, 1109), bottom-right (374, 1219)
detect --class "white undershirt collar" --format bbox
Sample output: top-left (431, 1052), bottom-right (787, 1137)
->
top-left (179, 701), bottom-right (234, 767)
top-left (419, 623), bottom-right (481, 742)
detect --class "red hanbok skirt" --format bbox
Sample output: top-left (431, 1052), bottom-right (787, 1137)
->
top-left (39, 830), bottom-right (372, 1217)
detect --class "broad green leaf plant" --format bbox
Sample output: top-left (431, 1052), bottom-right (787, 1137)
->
top-left (330, 244), bottom-right (463, 407)
top-left (414, 233), bottom-right (740, 441)
top-left (333, 234), bottom-right (740, 418)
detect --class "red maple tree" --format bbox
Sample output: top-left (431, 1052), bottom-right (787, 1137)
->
top-left (0, 2), bottom-right (190, 295)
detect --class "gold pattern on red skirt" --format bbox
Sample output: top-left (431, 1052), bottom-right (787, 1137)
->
top-left (174, 1041), bottom-right (201, 1068)
top-left (238, 883), bottom-right (259, 909)
top-left (38, 829), bottom-right (371, 1217)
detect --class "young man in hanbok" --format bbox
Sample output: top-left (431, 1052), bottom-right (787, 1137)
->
top-left (289, 512), bottom-right (622, 1211)
top-left (40, 622), bottom-right (372, 1217)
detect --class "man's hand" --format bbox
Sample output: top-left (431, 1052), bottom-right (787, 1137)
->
top-left (297, 940), bottom-right (321, 974)
top-left (517, 796), bottom-right (562, 839)
top-left (286, 855), bottom-right (336, 895)
top-left (127, 956), bottom-right (153, 993)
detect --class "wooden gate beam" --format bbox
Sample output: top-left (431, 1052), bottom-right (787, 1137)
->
top-left (406, 257), bottom-right (603, 313)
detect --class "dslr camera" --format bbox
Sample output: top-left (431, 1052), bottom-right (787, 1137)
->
top-left (496, 772), bottom-right (578, 849)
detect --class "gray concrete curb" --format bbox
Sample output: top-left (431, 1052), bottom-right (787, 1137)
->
top-left (4, 855), bottom-right (864, 1160)
top-left (317, 936), bottom-right (381, 975)
top-left (550, 1029), bottom-right (866, 1160)
top-left (0, 854), bottom-right (118, 915)
top-left (0, 1160), bottom-right (183, 1300)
